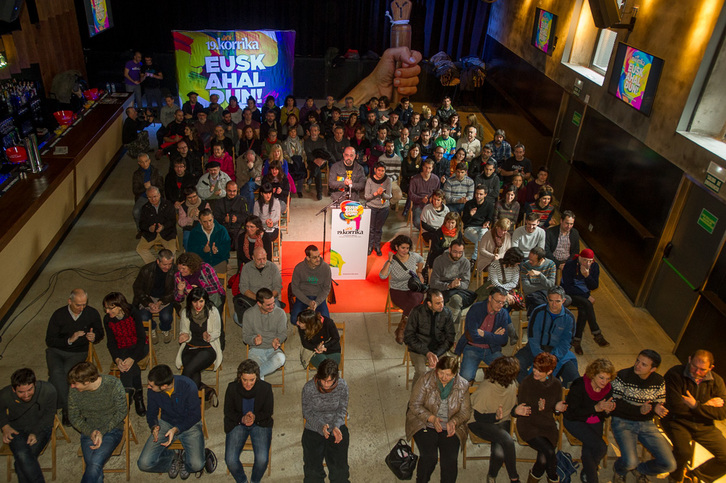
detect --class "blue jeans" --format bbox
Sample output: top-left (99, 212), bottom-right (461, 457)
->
top-left (9, 427), bottom-right (52, 483)
top-left (611, 416), bottom-right (677, 477)
top-left (412, 205), bottom-right (424, 229)
top-left (248, 347), bottom-right (286, 379)
top-left (240, 179), bottom-right (257, 213)
top-left (139, 304), bottom-right (174, 332)
top-left (290, 296), bottom-right (329, 326)
top-left (80, 427), bottom-right (124, 483)
top-left (225, 424), bottom-right (272, 483)
top-left (464, 226), bottom-right (488, 260)
top-left (137, 420), bottom-right (205, 474)
top-left (459, 345), bottom-right (503, 381)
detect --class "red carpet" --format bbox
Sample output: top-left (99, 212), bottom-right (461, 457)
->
top-left (280, 241), bottom-right (390, 313)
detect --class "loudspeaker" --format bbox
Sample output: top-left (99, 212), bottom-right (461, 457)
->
top-left (0, 0), bottom-right (23, 23)
top-left (588, 0), bottom-right (621, 29)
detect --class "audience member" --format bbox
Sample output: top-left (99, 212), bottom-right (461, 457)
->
top-left (290, 245), bottom-right (332, 326)
top-left (235, 247), bottom-right (283, 324)
top-left (329, 146), bottom-right (366, 201)
top-left (224, 360), bottom-right (274, 483)
top-left (171, 140), bottom-right (204, 181)
top-left (132, 153), bottom-right (164, 232)
top-left (561, 248), bottom-right (609, 354)
top-left (326, 125), bottom-right (349, 164)
top-left (261, 128), bottom-right (282, 161)
top-left (239, 125), bottom-right (262, 157)
top-left (365, 161), bottom-right (392, 256)
top-left (420, 189), bottom-right (449, 244)
top-left (418, 128), bottom-right (435, 158)
top-left (348, 127), bottom-right (370, 176)
top-left (280, 95), bottom-right (299, 126)
top-left (436, 96), bottom-right (457, 124)
top-left (182, 91), bottom-right (203, 120)
top-left (520, 246), bottom-right (558, 315)
top-left (400, 144), bottom-right (422, 216)
top-left (236, 216), bottom-right (272, 268)
top-left (212, 181), bottom-right (248, 250)
top-left (457, 126), bottom-right (482, 162)
top-left (378, 140), bottom-right (403, 208)
top-left (165, 157), bottom-right (196, 204)
top-left (469, 144), bottom-right (496, 178)
top-left (545, 210), bottom-right (580, 269)
top-left (431, 146), bottom-right (452, 185)
top-left (303, 124), bottom-right (328, 200)
top-left (242, 288), bottom-right (287, 381)
top-left (485, 129), bottom-right (512, 166)
top-left (187, 208), bottom-right (231, 272)
top-left (409, 159), bottom-right (441, 230)
top-left (253, 183), bottom-right (281, 251)
top-left (136, 186), bottom-right (177, 264)
top-left (525, 167), bottom-right (550, 204)
top-left (157, 98), bottom-right (181, 147)
top-left (473, 160), bottom-right (500, 208)
top-left (261, 95), bottom-right (280, 123)
top-left (499, 143), bottom-right (533, 183)
top-left (443, 162), bottom-right (475, 213)
top-left (235, 150), bottom-right (263, 210)
top-left (435, 125), bottom-right (457, 156)
top-left (101, 292), bottom-right (148, 416)
top-left (174, 252), bottom-right (226, 312)
top-left (211, 125), bottom-right (235, 156)
top-left (382, 111), bottom-right (404, 140)
top-left (296, 309), bottom-right (341, 368)
top-left (495, 185), bottom-right (521, 232)
top-left (122, 106), bottom-right (153, 157)
top-left (464, 113), bottom-right (486, 143)
top-left (477, 218), bottom-right (513, 273)
top-left (194, 110), bottom-right (214, 148)
top-left (132, 249), bottom-right (176, 344)
top-left (488, 247), bottom-right (525, 314)
top-left (394, 97), bottom-right (414, 125)
top-left (430, 240), bottom-right (477, 326)
top-left (408, 111), bottom-right (423, 142)
top-left (196, 161), bottom-right (232, 202)
top-left (177, 187), bottom-right (208, 249)
top-left (463, 185), bottom-right (495, 268)
top-left (405, 355), bottom-right (470, 483)
top-left (512, 212), bottom-right (546, 257)
top-left (426, 212), bottom-right (463, 271)
top-left (524, 186), bottom-right (555, 229)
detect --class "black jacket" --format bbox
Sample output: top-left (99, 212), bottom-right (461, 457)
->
top-left (132, 261), bottom-right (177, 308)
top-left (403, 304), bottom-right (455, 357)
top-left (224, 379), bottom-right (274, 433)
top-left (139, 199), bottom-right (177, 241)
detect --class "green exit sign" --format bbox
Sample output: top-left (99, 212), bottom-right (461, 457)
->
top-left (697, 208), bottom-right (718, 234)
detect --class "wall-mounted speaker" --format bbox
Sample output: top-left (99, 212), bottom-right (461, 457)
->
top-left (588, 0), bottom-right (621, 29)
top-left (0, 0), bottom-right (23, 23)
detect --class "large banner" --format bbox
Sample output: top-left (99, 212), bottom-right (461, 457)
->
top-left (173, 30), bottom-right (296, 107)
top-left (330, 202), bottom-right (371, 280)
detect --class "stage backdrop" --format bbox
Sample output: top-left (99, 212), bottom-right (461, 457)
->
top-left (330, 202), bottom-right (371, 280)
top-left (172, 30), bottom-right (295, 107)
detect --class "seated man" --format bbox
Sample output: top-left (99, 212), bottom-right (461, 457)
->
top-left (242, 288), bottom-right (288, 380)
top-left (434, 125), bottom-right (456, 157)
top-left (382, 111), bottom-right (404, 140)
top-left (182, 91), bottom-right (203, 121)
top-left (212, 181), bottom-right (248, 250)
top-left (662, 350), bottom-right (726, 483)
top-left (326, 125), bottom-right (349, 164)
top-left (431, 146), bottom-right (452, 185)
top-left (512, 212), bottom-right (546, 257)
top-left (514, 286), bottom-right (578, 387)
top-left (443, 162), bottom-right (475, 213)
top-left (211, 125), bottom-right (235, 157)
top-left (156, 96), bottom-right (181, 147)
top-left (436, 96), bottom-right (456, 124)
top-left (132, 249), bottom-right (176, 344)
top-left (429, 241), bottom-right (477, 326)
top-left (363, 110), bottom-right (380, 142)
top-left (136, 186), bottom-right (177, 264)
top-left (236, 107), bottom-right (260, 140)
top-left (194, 110), bottom-right (215, 148)
top-left (235, 247), bottom-right (283, 325)
top-left (68, 362), bottom-right (126, 482)
top-left (171, 140), bottom-right (204, 181)
top-left (340, 96), bottom-right (358, 122)
top-left (472, 157), bottom-right (500, 206)
top-left (260, 110), bottom-right (280, 141)
top-left (235, 150), bottom-right (263, 210)
top-left (409, 159), bottom-right (440, 230)
top-left (545, 210), bottom-right (580, 270)
top-left (403, 289), bottom-right (455, 386)
top-left (610, 350), bottom-right (676, 483)
top-left (196, 161), bottom-right (231, 202)
top-left (462, 184), bottom-right (495, 268)
top-left (0, 368), bottom-right (57, 483)
top-left (138, 365), bottom-right (205, 479)
top-left (290, 245), bottom-right (332, 326)
top-left (393, 127), bottom-right (413, 159)
top-left (417, 129), bottom-right (435, 158)
top-left (328, 146), bottom-right (365, 201)
top-left (456, 126), bottom-right (482, 163)
top-left (303, 124), bottom-right (328, 200)
top-left (520, 246), bottom-right (558, 316)
top-left (484, 129), bottom-right (512, 166)
top-left (394, 96), bottom-right (414, 126)
top-left (378, 140), bottom-right (403, 208)
top-left (499, 142), bottom-right (532, 184)
top-left (165, 157), bottom-right (196, 204)
top-left (122, 106), bottom-right (154, 157)
top-left (561, 248), bottom-right (609, 354)
top-left (160, 109), bottom-right (187, 156)
top-left (187, 207), bottom-right (231, 273)
top-left (407, 112), bottom-right (423, 143)
top-left (45, 288), bottom-right (104, 426)
top-left (455, 286), bottom-right (510, 382)
top-left (132, 153), bottom-right (164, 233)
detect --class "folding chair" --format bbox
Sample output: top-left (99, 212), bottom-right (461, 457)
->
top-left (0, 414), bottom-right (70, 482)
top-left (280, 193), bottom-right (291, 234)
top-left (384, 280), bottom-right (403, 332)
top-left (86, 343), bottom-right (102, 372)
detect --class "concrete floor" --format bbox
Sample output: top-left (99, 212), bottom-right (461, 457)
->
top-left (0, 125), bottom-right (688, 482)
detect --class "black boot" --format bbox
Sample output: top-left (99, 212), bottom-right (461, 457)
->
top-left (62, 409), bottom-right (71, 427)
top-left (133, 389), bottom-right (147, 417)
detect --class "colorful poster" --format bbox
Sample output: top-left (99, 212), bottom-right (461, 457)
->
top-left (615, 46), bottom-right (653, 110)
top-left (85, 0), bottom-right (112, 37)
top-left (534, 10), bottom-right (554, 52)
top-left (173, 30), bottom-right (296, 108)
top-left (330, 202), bottom-right (371, 280)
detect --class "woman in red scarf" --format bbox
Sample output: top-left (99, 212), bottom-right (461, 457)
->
top-left (426, 211), bottom-right (463, 270)
top-left (236, 215), bottom-right (272, 269)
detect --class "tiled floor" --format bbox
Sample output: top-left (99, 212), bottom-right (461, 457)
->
top-left (0, 122), bottom-right (689, 482)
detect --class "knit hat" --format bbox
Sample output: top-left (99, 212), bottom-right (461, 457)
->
top-left (579, 248), bottom-right (594, 259)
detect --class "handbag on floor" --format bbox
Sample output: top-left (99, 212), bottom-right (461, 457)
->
top-left (385, 438), bottom-right (418, 480)
top-left (556, 451), bottom-right (580, 483)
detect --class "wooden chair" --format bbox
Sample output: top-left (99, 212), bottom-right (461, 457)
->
top-left (280, 193), bottom-right (291, 234)
top-left (216, 271), bottom-right (229, 332)
top-left (0, 414), bottom-right (70, 482)
top-left (246, 343), bottom-right (286, 394)
top-left (109, 320), bottom-right (158, 378)
top-left (384, 280), bottom-right (403, 332)
top-left (306, 322), bottom-right (346, 380)
top-left (416, 230), bottom-right (431, 255)
top-left (169, 389), bottom-right (208, 445)
top-left (179, 363), bottom-right (221, 397)
top-left (271, 231), bottom-right (282, 265)
top-left (511, 396), bottom-right (564, 463)
top-left (462, 386), bottom-right (491, 469)
top-left (78, 394), bottom-right (138, 481)
top-left (403, 346), bottom-right (415, 389)
top-left (407, 209), bottom-right (414, 238)
top-left (86, 343), bottom-right (102, 372)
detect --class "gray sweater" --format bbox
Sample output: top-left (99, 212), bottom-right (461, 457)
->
top-left (430, 254), bottom-right (471, 291)
top-left (0, 381), bottom-right (57, 435)
top-left (512, 225), bottom-right (546, 257)
top-left (242, 306), bottom-right (288, 349)
top-left (291, 260), bottom-right (332, 306)
top-left (302, 378), bottom-right (349, 435)
top-left (239, 261), bottom-right (283, 300)
top-left (364, 176), bottom-right (392, 209)
top-left (68, 375), bottom-right (126, 437)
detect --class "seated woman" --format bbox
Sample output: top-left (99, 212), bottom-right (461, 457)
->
top-left (524, 186), bottom-right (555, 229)
top-left (400, 144), bottom-right (422, 217)
top-left (102, 291), bottom-right (148, 417)
top-left (281, 112), bottom-right (305, 141)
top-left (253, 183), bottom-right (281, 249)
top-left (502, 173), bottom-right (527, 217)
top-left (224, 359), bottom-right (273, 483)
top-left (406, 355), bottom-right (471, 483)
top-left (477, 218), bottom-right (513, 273)
top-left (516, 352), bottom-right (568, 483)
top-left (563, 358), bottom-right (617, 483)
top-left (426, 211), bottom-right (463, 270)
top-left (239, 125), bottom-right (262, 157)
top-left (448, 148), bottom-right (468, 175)
top-left (495, 186), bottom-right (521, 233)
top-left (296, 309), bottom-right (341, 368)
top-left (174, 252), bottom-right (226, 313)
top-left (207, 142), bottom-right (235, 182)
top-left (181, 124), bottom-right (204, 157)
top-left (175, 287), bottom-right (224, 390)
top-left (280, 95), bottom-right (299, 127)
top-left (469, 356), bottom-right (525, 483)
top-left (263, 144), bottom-right (296, 195)
top-left (448, 113), bottom-right (462, 140)
top-left (488, 247), bottom-right (525, 310)
top-left (349, 126), bottom-right (371, 177)
top-left (211, 125), bottom-right (235, 156)
top-left (525, 167), bottom-right (549, 204)
top-left (343, 113), bottom-right (360, 140)
top-left (236, 215), bottom-right (272, 269)
top-left (261, 160), bottom-right (290, 212)
top-left (420, 189), bottom-right (450, 244)
top-left (379, 234), bottom-right (426, 344)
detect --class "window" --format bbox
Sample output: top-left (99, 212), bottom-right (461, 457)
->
top-left (591, 29), bottom-right (618, 75)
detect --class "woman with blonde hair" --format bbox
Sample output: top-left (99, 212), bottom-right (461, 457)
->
top-left (478, 217), bottom-right (513, 272)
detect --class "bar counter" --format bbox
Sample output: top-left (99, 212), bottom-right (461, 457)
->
top-left (0, 92), bottom-right (132, 323)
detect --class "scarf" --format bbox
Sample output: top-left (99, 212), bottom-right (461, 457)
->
top-left (371, 173), bottom-right (387, 184)
top-left (239, 379), bottom-right (259, 399)
top-left (441, 225), bottom-right (457, 239)
top-left (190, 308), bottom-right (207, 327)
top-left (242, 232), bottom-right (263, 261)
top-left (583, 374), bottom-right (611, 424)
top-left (315, 377), bottom-right (339, 394)
top-left (437, 378), bottom-right (454, 400)
top-left (185, 196), bottom-right (202, 220)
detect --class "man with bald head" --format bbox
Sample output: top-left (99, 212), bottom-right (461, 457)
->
top-left (328, 146), bottom-right (365, 201)
top-left (212, 181), bottom-right (248, 250)
top-left (45, 289), bottom-right (104, 425)
top-left (136, 186), bottom-right (177, 264)
top-left (234, 247), bottom-right (283, 326)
